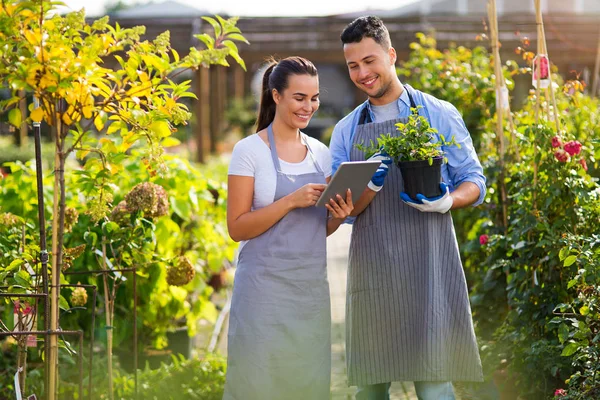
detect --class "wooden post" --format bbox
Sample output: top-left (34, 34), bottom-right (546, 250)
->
top-left (488, 0), bottom-right (508, 230)
top-left (234, 66), bottom-right (246, 100)
top-left (195, 67), bottom-right (211, 163)
top-left (592, 28), bottom-right (600, 98)
top-left (209, 68), bottom-right (220, 154)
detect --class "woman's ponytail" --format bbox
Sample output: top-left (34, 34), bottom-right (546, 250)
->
top-left (255, 61), bottom-right (277, 132)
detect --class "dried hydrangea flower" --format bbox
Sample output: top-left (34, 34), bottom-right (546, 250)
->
top-left (166, 256), bottom-right (195, 286)
top-left (124, 182), bottom-right (169, 218)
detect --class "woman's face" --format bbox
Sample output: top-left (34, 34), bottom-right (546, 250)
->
top-left (273, 73), bottom-right (320, 130)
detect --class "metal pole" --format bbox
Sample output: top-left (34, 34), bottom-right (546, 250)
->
top-left (32, 95), bottom-right (51, 400)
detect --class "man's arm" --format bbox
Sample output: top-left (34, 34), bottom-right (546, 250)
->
top-left (450, 181), bottom-right (480, 209)
top-left (440, 102), bottom-right (486, 207)
top-left (350, 188), bottom-right (377, 217)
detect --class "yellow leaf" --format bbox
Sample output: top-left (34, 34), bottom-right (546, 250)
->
top-left (94, 112), bottom-right (107, 131)
top-left (149, 121), bottom-right (171, 138)
top-left (8, 108), bottom-right (22, 128)
top-left (82, 106), bottom-right (93, 119)
top-left (76, 150), bottom-right (90, 160)
top-left (62, 113), bottom-right (72, 126)
top-left (30, 107), bottom-right (44, 123)
top-left (161, 137), bottom-right (181, 148)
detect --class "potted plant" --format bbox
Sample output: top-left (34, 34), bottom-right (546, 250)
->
top-left (356, 106), bottom-right (460, 200)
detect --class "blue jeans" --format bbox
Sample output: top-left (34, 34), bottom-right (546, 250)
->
top-left (356, 381), bottom-right (455, 400)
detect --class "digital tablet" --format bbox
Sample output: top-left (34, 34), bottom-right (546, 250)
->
top-left (315, 160), bottom-right (381, 207)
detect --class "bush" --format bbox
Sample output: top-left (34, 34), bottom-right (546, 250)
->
top-left (114, 354), bottom-right (227, 400)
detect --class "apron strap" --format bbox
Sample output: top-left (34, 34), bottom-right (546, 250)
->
top-left (267, 123), bottom-right (324, 175)
top-left (357, 84), bottom-right (419, 126)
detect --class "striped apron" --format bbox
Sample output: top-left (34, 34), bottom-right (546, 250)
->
top-left (346, 86), bottom-right (483, 386)
top-left (223, 124), bottom-right (331, 400)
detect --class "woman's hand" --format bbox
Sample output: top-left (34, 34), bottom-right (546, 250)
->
top-left (325, 189), bottom-right (354, 220)
top-left (288, 183), bottom-right (327, 208)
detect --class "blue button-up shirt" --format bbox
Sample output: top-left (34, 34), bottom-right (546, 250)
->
top-left (329, 85), bottom-right (486, 207)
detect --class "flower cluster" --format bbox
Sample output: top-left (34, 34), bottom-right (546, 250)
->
top-left (124, 182), bottom-right (169, 218)
top-left (64, 206), bottom-right (79, 233)
top-left (554, 388), bottom-right (567, 398)
top-left (551, 136), bottom-right (586, 170)
top-left (0, 212), bottom-right (20, 228)
top-left (166, 256), bottom-right (195, 286)
top-left (70, 286), bottom-right (88, 307)
top-left (479, 234), bottom-right (489, 246)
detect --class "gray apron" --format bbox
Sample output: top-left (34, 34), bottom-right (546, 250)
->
top-left (223, 124), bottom-right (331, 400)
top-left (346, 86), bottom-right (483, 386)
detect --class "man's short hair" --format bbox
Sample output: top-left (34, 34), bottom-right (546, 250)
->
top-left (340, 16), bottom-right (391, 49)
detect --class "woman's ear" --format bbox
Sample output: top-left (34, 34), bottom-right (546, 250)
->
top-left (272, 89), bottom-right (281, 105)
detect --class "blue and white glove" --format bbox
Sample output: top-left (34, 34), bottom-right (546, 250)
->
top-left (367, 150), bottom-right (393, 192)
top-left (400, 182), bottom-right (454, 214)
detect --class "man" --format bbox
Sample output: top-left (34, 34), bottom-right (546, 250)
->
top-left (329, 16), bottom-right (485, 400)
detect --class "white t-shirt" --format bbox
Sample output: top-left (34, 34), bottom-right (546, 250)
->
top-left (228, 133), bottom-right (332, 210)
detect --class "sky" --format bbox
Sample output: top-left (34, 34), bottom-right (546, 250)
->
top-left (56, 0), bottom-right (419, 18)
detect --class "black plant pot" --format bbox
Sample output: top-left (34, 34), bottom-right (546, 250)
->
top-left (397, 156), bottom-right (443, 201)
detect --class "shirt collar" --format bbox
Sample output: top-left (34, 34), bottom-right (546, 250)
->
top-left (364, 85), bottom-right (412, 118)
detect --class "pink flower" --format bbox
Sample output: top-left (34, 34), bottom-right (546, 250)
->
top-left (554, 388), bottom-right (567, 397)
top-left (564, 140), bottom-right (582, 156)
top-left (551, 136), bottom-right (562, 148)
top-left (554, 149), bottom-right (569, 163)
top-left (579, 158), bottom-right (588, 171)
top-left (479, 234), bottom-right (489, 245)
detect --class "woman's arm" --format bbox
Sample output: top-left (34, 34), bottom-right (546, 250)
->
top-left (227, 175), bottom-right (326, 242)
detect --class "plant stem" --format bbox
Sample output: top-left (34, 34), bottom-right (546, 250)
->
top-left (101, 239), bottom-right (115, 400)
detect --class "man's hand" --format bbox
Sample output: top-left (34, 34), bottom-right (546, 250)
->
top-left (400, 182), bottom-right (453, 214)
top-left (367, 150), bottom-right (393, 192)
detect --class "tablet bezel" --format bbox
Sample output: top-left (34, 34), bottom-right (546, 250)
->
top-left (315, 160), bottom-right (381, 208)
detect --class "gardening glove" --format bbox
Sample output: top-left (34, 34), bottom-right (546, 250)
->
top-left (400, 182), bottom-right (453, 214)
top-left (366, 149), bottom-right (393, 192)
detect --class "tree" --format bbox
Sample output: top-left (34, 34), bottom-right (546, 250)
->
top-left (0, 1), bottom-right (247, 398)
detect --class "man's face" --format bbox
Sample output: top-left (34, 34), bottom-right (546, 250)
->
top-left (343, 37), bottom-right (397, 103)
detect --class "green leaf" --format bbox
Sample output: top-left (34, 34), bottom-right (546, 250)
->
top-left (563, 255), bottom-right (577, 267)
top-left (194, 33), bottom-right (214, 49)
top-left (226, 33), bottom-right (249, 44)
top-left (59, 295), bottom-right (70, 311)
top-left (7, 259), bottom-right (24, 272)
top-left (558, 323), bottom-right (569, 344)
top-left (559, 247), bottom-right (569, 261)
top-left (580, 306), bottom-right (590, 316)
top-left (14, 270), bottom-right (31, 287)
top-left (560, 342), bottom-right (580, 357)
top-left (202, 16), bottom-right (222, 38)
top-left (8, 108), bottom-right (22, 128)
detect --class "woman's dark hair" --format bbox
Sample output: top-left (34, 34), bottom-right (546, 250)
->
top-left (255, 56), bottom-right (318, 132)
top-left (340, 16), bottom-right (391, 49)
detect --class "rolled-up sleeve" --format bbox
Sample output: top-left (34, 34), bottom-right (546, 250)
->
top-left (329, 122), bottom-right (349, 176)
top-left (434, 101), bottom-right (487, 206)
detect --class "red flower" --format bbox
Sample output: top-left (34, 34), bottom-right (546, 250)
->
top-left (551, 136), bottom-right (562, 148)
top-left (554, 149), bottom-right (569, 162)
top-left (554, 388), bottom-right (567, 397)
top-left (564, 140), bottom-right (582, 156)
top-left (479, 234), bottom-right (489, 245)
top-left (579, 158), bottom-right (588, 171)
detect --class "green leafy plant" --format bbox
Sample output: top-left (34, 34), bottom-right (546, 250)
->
top-left (355, 106), bottom-right (459, 165)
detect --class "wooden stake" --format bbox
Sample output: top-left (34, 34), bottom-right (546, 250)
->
top-left (488, 0), bottom-right (508, 230)
top-left (592, 28), bottom-right (600, 98)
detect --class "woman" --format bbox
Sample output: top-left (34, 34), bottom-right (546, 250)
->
top-left (224, 56), bottom-right (352, 400)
